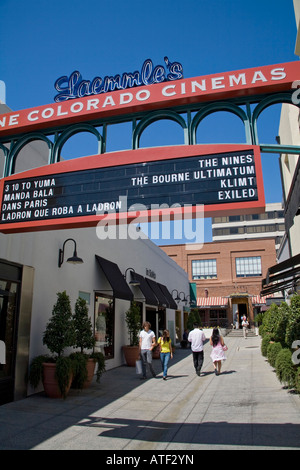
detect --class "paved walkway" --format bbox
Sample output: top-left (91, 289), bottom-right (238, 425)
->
top-left (0, 334), bottom-right (300, 450)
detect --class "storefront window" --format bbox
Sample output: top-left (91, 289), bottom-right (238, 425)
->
top-left (94, 294), bottom-right (114, 359)
top-left (209, 309), bottom-right (227, 327)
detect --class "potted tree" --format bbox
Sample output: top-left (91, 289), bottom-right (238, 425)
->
top-left (71, 297), bottom-right (105, 389)
top-left (122, 301), bottom-right (141, 366)
top-left (29, 291), bottom-right (76, 398)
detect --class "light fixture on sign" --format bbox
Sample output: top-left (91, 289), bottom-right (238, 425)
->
top-left (58, 238), bottom-right (83, 268)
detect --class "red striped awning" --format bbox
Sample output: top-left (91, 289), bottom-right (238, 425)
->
top-left (251, 295), bottom-right (273, 305)
top-left (197, 297), bottom-right (228, 307)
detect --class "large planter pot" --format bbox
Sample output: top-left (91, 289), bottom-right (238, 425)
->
top-left (42, 362), bottom-right (72, 399)
top-left (122, 345), bottom-right (139, 367)
top-left (82, 358), bottom-right (96, 389)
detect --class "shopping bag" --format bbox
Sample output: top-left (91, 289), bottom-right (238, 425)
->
top-left (136, 359), bottom-right (142, 374)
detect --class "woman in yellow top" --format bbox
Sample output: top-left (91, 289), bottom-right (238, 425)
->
top-left (157, 329), bottom-right (173, 380)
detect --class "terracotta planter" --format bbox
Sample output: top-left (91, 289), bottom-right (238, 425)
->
top-left (122, 345), bottom-right (140, 367)
top-left (42, 362), bottom-right (73, 398)
top-left (82, 358), bottom-right (96, 389)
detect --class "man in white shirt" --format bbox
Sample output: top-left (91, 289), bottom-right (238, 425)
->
top-left (139, 321), bottom-right (156, 379)
top-left (188, 322), bottom-right (206, 376)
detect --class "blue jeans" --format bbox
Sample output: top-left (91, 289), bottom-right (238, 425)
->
top-left (160, 352), bottom-right (171, 377)
top-left (140, 349), bottom-right (156, 378)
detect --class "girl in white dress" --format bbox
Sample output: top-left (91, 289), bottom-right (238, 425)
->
top-left (210, 328), bottom-right (227, 375)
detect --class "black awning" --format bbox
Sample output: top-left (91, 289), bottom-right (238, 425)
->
top-left (145, 278), bottom-right (169, 307)
top-left (157, 283), bottom-right (178, 309)
top-left (261, 253), bottom-right (300, 296)
top-left (133, 272), bottom-right (159, 306)
top-left (95, 255), bottom-right (133, 301)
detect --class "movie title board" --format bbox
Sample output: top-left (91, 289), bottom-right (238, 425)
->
top-left (0, 150), bottom-right (258, 225)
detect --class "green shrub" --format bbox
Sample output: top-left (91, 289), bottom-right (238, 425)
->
top-left (259, 324), bottom-right (265, 337)
top-left (29, 355), bottom-right (50, 389)
top-left (267, 342), bottom-right (282, 368)
top-left (254, 313), bottom-right (263, 326)
top-left (295, 367), bottom-right (300, 395)
top-left (187, 308), bottom-right (201, 331)
top-left (275, 349), bottom-right (296, 389)
top-left (69, 351), bottom-right (89, 389)
top-left (55, 356), bottom-right (74, 398)
top-left (273, 301), bottom-right (290, 347)
top-left (261, 334), bottom-right (271, 357)
top-left (125, 301), bottom-right (141, 347)
top-left (73, 297), bottom-right (95, 353)
top-left (261, 304), bottom-right (279, 339)
top-left (285, 295), bottom-right (300, 348)
top-left (90, 351), bottom-right (106, 383)
top-left (43, 291), bottom-right (75, 357)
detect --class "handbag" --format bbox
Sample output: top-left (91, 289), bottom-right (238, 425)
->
top-left (135, 359), bottom-right (142, 374)
top-left (222, 344), bottom-right (228, 352)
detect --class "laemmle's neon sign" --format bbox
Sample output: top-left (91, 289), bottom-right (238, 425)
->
top-left (54, 57), bottom-right (184, 102)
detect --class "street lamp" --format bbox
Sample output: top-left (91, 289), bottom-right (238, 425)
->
top-left (172, 289), bottom-right (181, 303)
top-left (124, 268), bottom-right (140, 287)
top-left (58, 238), bottom-right (83, 268)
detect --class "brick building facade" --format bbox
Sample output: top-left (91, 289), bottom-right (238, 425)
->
top-left (160, 238), bottom-right (277, 328)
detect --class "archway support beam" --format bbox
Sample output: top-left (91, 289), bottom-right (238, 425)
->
top-left (1, 91), bottom-right (300, 177)
top-left (260, 144), bottom-right (300, 155)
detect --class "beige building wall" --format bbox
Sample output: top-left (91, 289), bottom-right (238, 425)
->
top-left (279, 104), bottom-right (300, 258)
top-left (276, 1), bottom-right (300, 259)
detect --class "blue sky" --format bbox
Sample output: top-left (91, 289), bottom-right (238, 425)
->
top-left (0, 0), bottom-right (298, 243)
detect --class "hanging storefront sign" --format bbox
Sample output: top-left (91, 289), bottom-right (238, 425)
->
top-left (0, 144), bottom-right (264, 233)
top-left (0, 61), bottom-right (299, 136)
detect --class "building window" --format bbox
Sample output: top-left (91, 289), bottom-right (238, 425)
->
top-left (236, 256), bottom-right (262, 277)
top-left (78, 291), bottom-right (91, 305)
top-left (209, 309), bottom-right (227, 327)
top-left (94, 294), bottom-right (114, 359)
top-left (192, 259), bottom-right (217, 279)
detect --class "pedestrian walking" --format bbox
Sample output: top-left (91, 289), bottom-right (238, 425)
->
top-left (139, 321), bottom-right (156, 379)
top-left (242, 315), bottom-right (249, 338)
top-left (209, 327), bottom-right (227, 375)
top-left (188, 322), bottom-right (206, 376)
top-left (180, 329), bottom-right (189, 348)
top-left (158, 329), bottom-right (173, 380)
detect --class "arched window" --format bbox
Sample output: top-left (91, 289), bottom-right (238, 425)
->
top-left (138, 119), bottom-right (186, 148)
top-left (132, 111), bottom-right (188, 149)
top-left (194, 110), bottom-right (247, 144)
top-left (52, 125), bottom-right (103, 163)
top-left (12, 138), bottom-right (51, 175)
top-left (59, 130), bottom-right (101, 161)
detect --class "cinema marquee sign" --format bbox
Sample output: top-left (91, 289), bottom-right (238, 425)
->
top-left (0, 60), bottom-right (299, 233)
top-left (0, 145), bottom-right (264, 233)
top-left (0, 61), bottom-right (299, 136)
